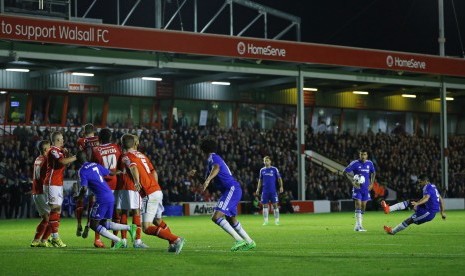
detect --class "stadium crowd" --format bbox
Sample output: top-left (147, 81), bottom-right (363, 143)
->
top-left (0, 124), bottom-right (464, 219)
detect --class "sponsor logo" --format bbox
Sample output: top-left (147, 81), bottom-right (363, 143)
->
top-left (237, 42), bottom-right (246, 55)
top-left (386, 55), bottom-right (427, 70)
top-left (237, 42), bottom-right (286, 57)
top-left (193, 205), bottom-right (215, 214)
top-left (386, 55), bottom-right (394, 67)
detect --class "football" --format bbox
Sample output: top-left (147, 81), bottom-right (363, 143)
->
top-left (353, 174), bottom-right (365, 185)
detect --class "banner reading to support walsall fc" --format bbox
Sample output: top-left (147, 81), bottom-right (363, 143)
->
top-left (1, 14), bottom-right (465, 77)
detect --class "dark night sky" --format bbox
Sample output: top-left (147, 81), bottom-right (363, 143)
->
top-left (86, 0), bottom-right (465, 57)
top-left (253, 0), bottom-right (465, 57)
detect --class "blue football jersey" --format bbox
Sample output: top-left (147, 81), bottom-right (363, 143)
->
top-left (259, 166), bottom-right (281, 193)
top-left (423, 183), bottom-right (441, 213)
top-left (78, 162), bottom-right (113, 203)
top-left (206, 153), bottom-right (241, 193)
top-left (344, 159), bottom-right (375, 188)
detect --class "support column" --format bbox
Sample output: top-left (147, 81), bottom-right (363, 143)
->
top-left (297, 69), bottom-right (305, 200)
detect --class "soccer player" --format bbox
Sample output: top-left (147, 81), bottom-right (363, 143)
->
top-left (76, 151), bottom-right (137, 249)
top-left (382, 174), bottom-right (446, 235)
top-left (76, 123), bottom-right (103, 247)
top-left (116, 134), bottom-right (148, 248)
top-left (120, 134), bottom-right (185, 254)
top-left (255, 156), bottom-right (284, 225)
top-left (91, 128), bottom-right (123, 247)
top-left (44, 131), bottom-right (77, 247)
top-left (343, 149), bottom-right (376, 232)
top-left (30, 140), bottom-right (52, 247)
top-left (189, 136), bottom-right (256, 252)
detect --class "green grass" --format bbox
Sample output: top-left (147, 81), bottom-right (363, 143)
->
top-left (1, 211), bottom-right (464, 275)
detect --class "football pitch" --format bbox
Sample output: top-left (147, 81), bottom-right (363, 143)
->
top-left (1, 210), bottom-right (464, 275)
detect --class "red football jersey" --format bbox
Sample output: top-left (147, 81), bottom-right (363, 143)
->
top-left (77, 136), bottom-right (99, 151)
top-left (121, 150), bottom-right (160, 198)
top-left (92, 143), bottom-right (121, 190)
top-left (32, 155), bottom-right (47, 194)
top-left (44, 146), bottom-right (66, 186)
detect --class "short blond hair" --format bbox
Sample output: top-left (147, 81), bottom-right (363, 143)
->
top-left (121, 134), bottom-right (135, 150)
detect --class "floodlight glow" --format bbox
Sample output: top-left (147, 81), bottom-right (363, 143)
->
top-left (211, 81), bottom-right (230, 86)
top-left (303, 87), bottom-right (318, 91)
top-left (142, 77), bottom-right (162, 81)
top-left (353, 91), bottom-right (369, 95)
top-left (6, 68), bottom-right (30, 72)
top-left (402, 94), bottom-right (416, 98)
top-left (72, 72), bottom-right (94, 77)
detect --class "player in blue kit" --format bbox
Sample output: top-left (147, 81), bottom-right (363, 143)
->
top-left (343, 149), bottom-right (376, 232)
top-left (75, 151), bottom-right (137, 249)
top-left (255, 156), bottom-right (283, 225)
top-left (382, 174), bottom-right (446, 235)
top-left (189, 137), bottom-right (256, 252)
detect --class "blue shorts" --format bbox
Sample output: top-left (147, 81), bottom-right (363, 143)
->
top-left (261, 191), bottom-right (279, 204)
top-left (90, 201), bottom-right (114, 221)
top-left (411, 206), bottom-right (436, 225)
top-left (352, 187), bottom-right (371, 202)
top-left (215, 186), bottom-right (242, 217)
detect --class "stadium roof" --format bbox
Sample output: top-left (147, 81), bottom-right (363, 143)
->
top-left (1, 2), bottom-right (465, 100)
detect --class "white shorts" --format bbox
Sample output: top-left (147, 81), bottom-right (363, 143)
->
top-left (141, 190), bottom-right (164, 223)
top-left (32, 194), bottom-right (50, 216)
top-left (43, 185), bottom-right (63, 206)
top-left (116, 190), bottom-right (141, 210)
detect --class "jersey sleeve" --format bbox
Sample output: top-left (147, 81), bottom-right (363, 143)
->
top-left (344, 162), bottom-right (354, 173)
top-left (211, 154), bottom-right (221, 166)
top-left (77, 139), bottom-right (85, 151)
top-left (424, 184), bottom-right (435, 197)
top-left (370, 162), bottom-right (376, 173)
top-left (50, 148), bottom-right (63, 161)
top-left (121, 155), bottom-right (136, 168)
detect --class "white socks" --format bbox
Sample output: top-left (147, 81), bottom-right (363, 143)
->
top-left (215, 217), bottom-right (242, 241)
top-left (274, 208), bottom-right (280, 223)
top-left (355, 209), bottom-right (363, 227)
top-left (232, 222), bottom-right (252, 243)
top-left (390, 201), bottom-right (409, 213)
top-left (263, 206), bottom-right (269, 223)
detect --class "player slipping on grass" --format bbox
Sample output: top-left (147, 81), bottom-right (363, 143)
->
top-left (343, 149), bottom-right (376, 232)
top-left (381, 174), bottom-right (446, 235)
top-left (75, 151), bottom-right (137, 249)
top-left (75, 123), bottom-right (102, 248)
top-left (188, 136), bottom-right (256, 252)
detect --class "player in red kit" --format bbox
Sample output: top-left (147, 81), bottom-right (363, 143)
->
top-left (121, 134), bottom-right (185, 253)
top-left (75, 123), bottom-right (103, 247)
top-left (30, 140), bottom-right (52, 247)
top-left (115, 135), bottom-right (147, 248)
top-left (44, 131), bottom-right (77, 247)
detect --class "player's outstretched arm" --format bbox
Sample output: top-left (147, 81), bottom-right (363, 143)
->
top-left (411, 195), bottom-right (430, 207)
top-left (439, 196), bottom-right (446, 220)
top-left (203, 164), bottom-right (219, 192)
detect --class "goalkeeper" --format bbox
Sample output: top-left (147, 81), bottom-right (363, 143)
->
top-left (343, 149), bottom-right (376, 232)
